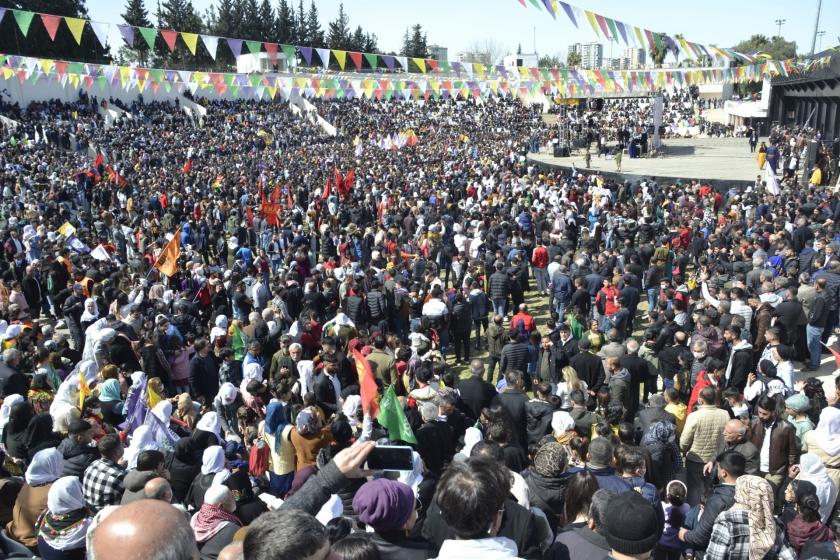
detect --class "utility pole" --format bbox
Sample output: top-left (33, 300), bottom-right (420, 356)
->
top-left (809, 0), bottom-right (823, 54)
top-left (774, 18), bottom-right (785, 38)
top-left (533, 26), bottom-right (537, 56)
top-left (817, 30), bottom-right (826, 51)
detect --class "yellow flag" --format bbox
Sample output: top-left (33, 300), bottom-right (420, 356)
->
top-left (153, 228), bottom-right (181, 277)
top-left (147, 382), bottom-right (163, 410)
top-left (333, 50), bottom-right (346, 70)
top-left (181, 32), bottom-right (198, 55)
top-left (78, 371), bottom-right (91, 409)
top-left (413, 58), bottom-right (426, 73)
top-left (58, 222), bottom-right (76, 237)
top-left (64, 17), bottom-right (86, 45)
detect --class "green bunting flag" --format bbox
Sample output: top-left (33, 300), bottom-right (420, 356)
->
top-left (12, 10), bottom-right (35, 36)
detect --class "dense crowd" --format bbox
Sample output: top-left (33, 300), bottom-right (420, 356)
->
top-left (0, 87), bottom-right (837, 560)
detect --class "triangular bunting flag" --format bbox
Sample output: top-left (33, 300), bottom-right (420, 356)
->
top-left (413, 58), bottom-right (426, 73)
top-left (0, 9), bottom-right (5, 27)
top-left (298, 46), bottom-right (313, 65)
top-left (118, 24), bottom-right (135, 47)
top-left (90, 21), bottom-right (110, 48)
top-left (265, 42), bottom-right (278, 63)
top-left (395, 56), bottom-right (408, 71)
top-left (65, 17), bottom-right (86, 45)
top-left (201, 35), bottom-right (218, 59)
top-left (316, 48), bottom-right (330, 68)
top-left (333, 50), bottom-right (346, 69)
top-left (227, 38), bottom-right (242, 57)
top-left (160, 29), bottom-right (178, 52)
top-left (12, 10), bottom-right (35, 36)
top-left (245, 40), bottom-right (262, 54)
top-left (138, 27), bottom-right (158, 49)
top-left (181, 32), bottom-right (198, 55)
top-left (363, 53), bottom-right (377, 69)
top-left (40, 14), bottom-right (61, 41)
top-left (281, 44), bottom-right (296, 63)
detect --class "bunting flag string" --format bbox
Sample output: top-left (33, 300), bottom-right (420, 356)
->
top-left (2, 6), bottom-right (831, 85)
top-left (0, 51), bottom-right (833, 103)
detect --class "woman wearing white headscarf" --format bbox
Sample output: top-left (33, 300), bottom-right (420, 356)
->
top-left (79, 298), bottom-right (99, 332)
top-left (210, 315), bottom-right (228, 346)
top-left (186, 446), bottom-right (229, 511)
top-left (123, 425), bottom-right (161, 470)
top-left (796, 452), bottom-right (838, 523)
top-left (143, 400), bottom-right (179, 453)
top-left (192, 411), bottom-right (224, 451)
top-left (454, 427), bottom-right (483, 462)
top-left (0, 393), bottom-right (24, 441)
top-left (7, 449), bottom-right (64, 548)
top-left (36, 476), bottom-right (91, 560)
top-left (803, 406), bottom-right (840, 492)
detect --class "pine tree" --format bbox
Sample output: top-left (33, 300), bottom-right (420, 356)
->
top-left (121, 0), bottom-right (153, 65)
top-left (326, 3), bottom-right (350, 50)
top-left (275, 0), bottom-right (293, 44)
top-left (306, 0), bottom-right (323, 47)
top-left (242, 0), bottom-right (260, 39)
top-left (349, 26), bottom-right (365, 53)
top-left (363, 32), bottom-right (378, 54)
top-left (295, 0), bottom-right (307, 45)
top-left (207, 0), bottom-right (238, 66)
top-left (259, 0), bottom-right (275, 42)
top-left (157, 0), bottom-right (204, 65)
top-left (402, 24), bottom-right (427, 58)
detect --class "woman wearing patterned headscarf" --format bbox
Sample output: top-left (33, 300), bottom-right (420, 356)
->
top-left (705, 475), bottom-right (796, 560)
top-left (640, 421), bottom-right (682, 490)
top-left (524, 441), bottom-right (569, 530)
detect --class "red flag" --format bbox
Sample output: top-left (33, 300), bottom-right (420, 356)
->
top-left (271, 185), bottom-right (282, 203)
top-left (94, 151), bottom-right (103, 168)
top-left (339, 168), bottom-right (355, 199)
top-left (182, 159), bottom-right (193, 174)
top-left (334, 168), bottom-right (343, 195)
top-left (286, 188), bottom-right (294, 210)
top-left (352, 348), bottom-right (380, 417)
top-left (245, 206), bottom-right (254, 226)
top-left (321, 175), bottom-right (332, 201)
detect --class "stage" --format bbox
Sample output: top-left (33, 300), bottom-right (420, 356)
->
top-left (528, 137), bottom-right (762, 189)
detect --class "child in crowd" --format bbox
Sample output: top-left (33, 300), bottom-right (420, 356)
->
top-left (655, 480), bottom-right (689, 560)
top-left (722, 386), bottom-right (750, 420)
top-left (663, 388), bottom-right (686, 436)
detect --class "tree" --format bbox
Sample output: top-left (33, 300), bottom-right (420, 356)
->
top-left (157, 0), bottom-right (205, 65)
top-left (0, 0), bottom-right (110, 63)
top-left (241, 0), bottom-right (260, 39)
top-left (538, 54), bottom-right (563, 68)
top-left (121, 0), bottom-right (153, 65)
top-left (517, 43), bottom-right (522, 54)
top-left (465, 38), bottom-right (505, 65)
top-left (402, 24), bottom-right (427, 58)
top-left (732, 34), bottom-right (797, 61)
top-left (649, 33), bottom-right (669, 68)
top-left (326, 3), bottom-right (350, 50)
top-left (305, 0), bottom-right (324, 47)
top-left (294, 0), bottom-right (306, 44)
top-left (566, 50), bottom-right (581, 68)
top-left (258, 0), bottom-right (275, 42)
top-left (206, 0), bottom-right (239, 67)
top-left (362, 32), bottom-right (377, 54)
top-left (276, 0), bottom-right (294, 44)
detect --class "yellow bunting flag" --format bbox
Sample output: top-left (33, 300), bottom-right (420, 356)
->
top-left (333, 50), bottom-right (346, 70)
top-left (64, 17), bottom-right (86, 45)
top-left (58, 222), bottom-right (76, 237)
top-left (181, 32), bottom-right (198, 55)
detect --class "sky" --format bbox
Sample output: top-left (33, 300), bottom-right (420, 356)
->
top-left (85, 0), bottom-right (839, 62)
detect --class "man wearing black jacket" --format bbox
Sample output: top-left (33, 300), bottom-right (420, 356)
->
top-left (569, 338), bottom-right (606, 399)
top-left (806, 277), bottom-right (830, 370)
top-left (311, 356), bottom-right (340, 416)
top-left (456, 360), bottom-right (496, 421)
top-left (491, 370), bottom-right (530, 448)
top-left (679, 450), bottom-right (743, 554)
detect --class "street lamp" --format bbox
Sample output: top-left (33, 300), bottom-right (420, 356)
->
top-left (774, 18), bottom-right (786, 38)
top-left (817, 30), bottom-right (826, 50)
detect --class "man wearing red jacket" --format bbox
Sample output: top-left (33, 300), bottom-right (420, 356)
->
top-left (531, 240), bottom-right (549, 296)
top-left (595, 277), bottom-right (620, 331)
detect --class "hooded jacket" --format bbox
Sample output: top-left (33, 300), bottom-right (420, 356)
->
top-left (120, 469), bottom-right (159, 505)
top-left (525, 399), bottom-right (555, 446)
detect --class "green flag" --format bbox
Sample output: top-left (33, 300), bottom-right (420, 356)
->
top-left (377, 385), bottom-right (417, 444)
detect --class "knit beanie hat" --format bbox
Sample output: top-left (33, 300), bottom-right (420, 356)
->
top-left (785, 393), bottom-right (810, 413)
top-left (603, 491), bottom-right (662, 555)
top-left (352, 479), bottom-right (415, 532)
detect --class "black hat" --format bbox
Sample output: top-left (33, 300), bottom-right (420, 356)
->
top-left (603, 492), bottom-right (662, 555)
top-left (68, 419), bottom-right (92, 435)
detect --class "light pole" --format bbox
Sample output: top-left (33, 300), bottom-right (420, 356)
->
top-left (817, 30), bottom-right (826, 51)
top-left (774, 18), bottom-right (786, 38)
top-left (810, 0), bottom-right (823, 54)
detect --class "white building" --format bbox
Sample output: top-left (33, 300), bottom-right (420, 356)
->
top-left (569, 43), bottom-right (603, 69)
top-left (455, 51), bottom-right (491, 65)
top-left (236, 52), bottom-right (293, 74)
top-left (428, 44), bottom-right (448, 61)
top-left (622, 47), bottom-right (646, 69)
top-left (502, 52), bottom-right (539, 69)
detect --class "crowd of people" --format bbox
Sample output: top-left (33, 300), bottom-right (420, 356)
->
top-left (0, 85), bottom-right (837, 560)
